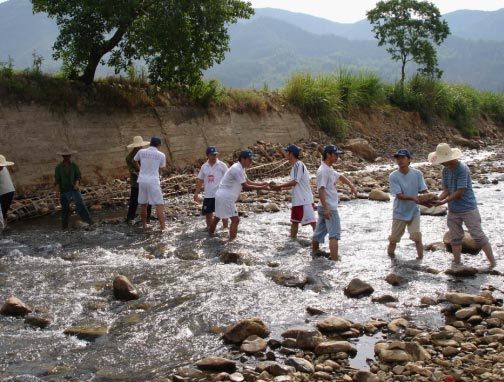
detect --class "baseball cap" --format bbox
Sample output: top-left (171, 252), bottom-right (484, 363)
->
top-left (393, 149), bottom-right (411, 158)
top-left (150, 136), bottom-right (162, 146)
top-left (324, 144), bottom-right (344, 155)
top-left (206, 146), bottom-right (219, 155)
top-left (283, 144), bottom-right (300, 157)
top-left (239, 149), bottom-right (254, 161)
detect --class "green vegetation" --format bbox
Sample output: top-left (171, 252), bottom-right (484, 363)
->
top-left (367, 0), bottom-right (450, 85)
top-left (32, 0), bottom-right (253, 85)
top-left (1, 58), bottom-right (503, 138)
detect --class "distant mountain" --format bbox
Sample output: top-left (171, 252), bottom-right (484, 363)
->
top-left (1, 0), bottom-right (504, 92)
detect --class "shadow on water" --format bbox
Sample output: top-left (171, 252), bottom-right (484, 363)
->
top-left (1, 150), bottom-right (504, 379)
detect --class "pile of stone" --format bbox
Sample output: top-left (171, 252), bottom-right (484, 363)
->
top-left (171, 290), bottom-right (504, 382)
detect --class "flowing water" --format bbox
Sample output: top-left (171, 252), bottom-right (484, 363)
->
top-left (1, 152), bottom-right (504, 381)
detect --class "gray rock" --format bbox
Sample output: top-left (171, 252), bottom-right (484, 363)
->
top-left (372, 295), bottom-right (398, 304)
top-left (368, 189), bottom-right (390, 202)
top-left (385, 273), bottom-right (407, 286)
top-left (0, 297), bottom-right (32, 317)
top-left (24, 315), bottom-right (51, 329)
top-left (113, 275), bottom-right (139, 301)
top-left (443, 231), bottom-right (480, 254)
top-left (344, 278), bottom-right (374, 298)
top-left (353, 370), bottom-right (379, 382)
top-left (271, 271), bottom-right (308, 289)
top-left (240, 335), bottom-right (268, 354)
top-left (315, 340), bottom-right (356, 355)
top-left (285, 357), bottom-right (314, 373)
top-left (316, 316), bottom-right (352, 333)
top-left (195, 357), bottom-right (236, 372)
top-left (223, 317), bottom-right (270, 344)
top-left (64, 323), bottom-right (108, 341)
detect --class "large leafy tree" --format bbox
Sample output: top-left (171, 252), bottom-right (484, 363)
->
top-left (367, 0), bottom-right (450, 85)
top-left (31, 0), bottom-right (254, 86)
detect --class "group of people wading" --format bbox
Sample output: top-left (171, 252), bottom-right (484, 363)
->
top-left (0, 139), bottom-right (496, 269)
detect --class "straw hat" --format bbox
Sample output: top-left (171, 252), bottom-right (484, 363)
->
top-left (56, 146), bottom-right (78, 156)
top-left (127, 135), bottom-right (150, 148)
top-left (0, 154), bottom-right (14, 166)
top-left (428, 143), bottom-right (462, 165)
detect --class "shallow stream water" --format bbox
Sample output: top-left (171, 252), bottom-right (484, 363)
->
top-left (1, 152), bottom-right (504, 381)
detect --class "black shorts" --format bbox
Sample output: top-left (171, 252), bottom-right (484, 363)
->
top-left (202, 198), bottom-right (216, 215)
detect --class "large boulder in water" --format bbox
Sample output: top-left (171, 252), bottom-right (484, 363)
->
top-left (443, 231), bottom-right (480, 254)
top-left (368, 189), bottom-right (390, 202)
top-left (223, 317), bottom-right (270, 344)
top-left (0, 297), bottom-right (32, 317)
top-left (64, 323), bottom-right (108, 341)
top-left (113, 275), bottom-right (140, 301)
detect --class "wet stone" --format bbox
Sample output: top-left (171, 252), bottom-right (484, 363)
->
top-left (113, 275), bottom-right (140, 301)
top-left (285, 357), bottom-right (314, 373)
top-left (0, 296), bottom-right (32, 317)
top-left (343, 278), bottom-right (374, 298)
top-left (24, 315), bottom-right (51, 329)
top-left (64, 323), bottom-right (108, 341)
top-left (271, 270), bottom-right (308, 289)
top-left (223, 317), bottom-right (270, 344)
top-left (196, 357), bottom-right (236, 373)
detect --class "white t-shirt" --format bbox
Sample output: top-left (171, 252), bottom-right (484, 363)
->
top-left (316, 162), bottom-right (340, 210)
top-left (197, 159), bottom-right (228, 198)
top-left (215, 162), bottom-right (247, 201)
top-left (134, 146), bottom-right (166, 184)
top-left (290, 160), bottom-right (314, 207)
top-left (0, 167), bottom-right (15, 195)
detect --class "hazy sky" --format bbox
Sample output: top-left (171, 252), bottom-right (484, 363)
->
top-left (249, 1), bottom-right (504, 23)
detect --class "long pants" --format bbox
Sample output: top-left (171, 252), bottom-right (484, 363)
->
top-left (126, 186), bottom-right (152, 222)
top-left (0, 191), bottom-right (14, 218)
top-left (60, 191), bottom-right (92, 228)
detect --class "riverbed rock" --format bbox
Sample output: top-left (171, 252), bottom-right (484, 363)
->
top-left (387, 318), bottom-right (409, 333)
top-left (113, 275), bottom-right (140, 301)
top-left (445, 266), bottom-right (478, 277)
top-left (296, 329), bottom-right (324, 350)
top-left (368, 189), bottom-right (390, 202)
top-left (445, 292), bottom-right (488, 305)
top-left (316, 316), bottom-right (352, 333)
top-left (24, 315), bottom-right (51, 329)
top-left (385, 273), bottom-right (407, 286)
top-left (353, 370), bottom-right (379, 382)
top-left (285, 357), bottom-right (314, 373)
top-left (443, 231), bottom-right (480, 254)
top-left (240, 335), bottom-right (268, 354)
top-left (344, 278), bottom-right (374, 298)
top-left (64, 324), bottom-right (108, 341)
top-left (344, 138), bottom-right (377, 162)
top-left (378, 349), bottom-right (412, 363)
top-left (419, 205), bottom-right (447, 216)
top-left (196, 357), bottom-right (236, 372)
top-left (271, 271), bottom-right (308, 289)
top-left (0, 297), bottom-right (32, 317)
top-left (223, 317), bottom-right (270, 344)
top-left (256, 361), bottom-right (294, 376)
top-left (372, 294), bottom-right (398, 304)
top-left (315, 340), bottom-right (356, 355)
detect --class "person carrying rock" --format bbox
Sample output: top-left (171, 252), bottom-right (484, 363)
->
top-left (387, 149), bottom-right (428, 260)
top-left (54, 147), bottom-right (93, 229)
top-left (133, 136), bottom-right (166, 231)
top-left (312, 144), bottom-right (357, 261)
top-left (271, 144), bottom-right (316, 238)
top-left (193, 146), bottom-right (229, 230)
top-left (0, 154), bottom-right (15, 230)
top-left (209, 150), bottom-right (269, 240)
top-left (428, 143), bottom-right (496, 268)
top-left (125, 136), bottom-right (152, 224)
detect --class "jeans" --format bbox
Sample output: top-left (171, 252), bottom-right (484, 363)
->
top-left (126, 186), bottom-right (151, 222)
top-left (60, 191), bottom-right (92, 228)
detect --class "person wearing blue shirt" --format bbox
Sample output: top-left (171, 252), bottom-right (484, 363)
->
top-left (429, 143), bottom-right (496, 268)
top-left (387, 149), bottom-right (428, 260)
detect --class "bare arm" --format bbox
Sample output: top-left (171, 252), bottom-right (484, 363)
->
top-left (194, 179), bottom-right (204, 201)
top-left (242, 181), bottom-right (269, 191)
top-left (437, 188), bottom-right (464, 205)
top-left (339, 175), bottom-right (358, 198)
top-left (273, 179), bottom-right (298, 191)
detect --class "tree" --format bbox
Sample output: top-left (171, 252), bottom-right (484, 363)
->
top-left (31, 0), bottom-right (254, 86)
top-left (367, 0), bottom-right (450, 85)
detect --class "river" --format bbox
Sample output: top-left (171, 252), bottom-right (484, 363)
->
top-left (1, 152), bottom-right (503, 381)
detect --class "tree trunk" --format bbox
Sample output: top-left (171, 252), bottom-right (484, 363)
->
top-left (79, 51), bottom-right (102, 85)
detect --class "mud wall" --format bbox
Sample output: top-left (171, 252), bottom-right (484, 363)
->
top-left (0, 105), bottom-right (309, 195)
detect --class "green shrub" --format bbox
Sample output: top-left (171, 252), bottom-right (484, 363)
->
top-left (480, 91), bottom-right (504, 125)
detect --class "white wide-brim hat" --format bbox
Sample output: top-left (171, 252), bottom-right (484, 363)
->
top-left (0, 154), bottom-right (14, 166)
top-left (127, 135), bottom-right (150, 148)
top-left (56, 147), bottom-right (78, 156)
top-left (428, 143), bottom-right (462, 165)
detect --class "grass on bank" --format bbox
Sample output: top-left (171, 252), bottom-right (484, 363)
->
top-left (1, 56), bottom-right (504, 137)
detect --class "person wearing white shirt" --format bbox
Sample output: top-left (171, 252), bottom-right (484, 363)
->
top-left (312, 144), bottom-right (357, 261)
top-left (193, 146), bottom-right (229, 229)
top-left (209, 150), bottom-right (270, 240)
top-left (134, 137), bottom-right (166, 231)
top-left (271, 144), bottom-right (316, 238)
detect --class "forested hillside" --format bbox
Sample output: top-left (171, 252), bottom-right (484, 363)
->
top-left (1, 0), bottom-right (503, 91)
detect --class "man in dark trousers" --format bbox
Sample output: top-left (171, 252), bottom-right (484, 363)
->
top-left (54, 147), bottom-right (93, 229)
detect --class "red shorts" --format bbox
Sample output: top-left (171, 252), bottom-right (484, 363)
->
top-left (291, 204), bottom-right (316, 226)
